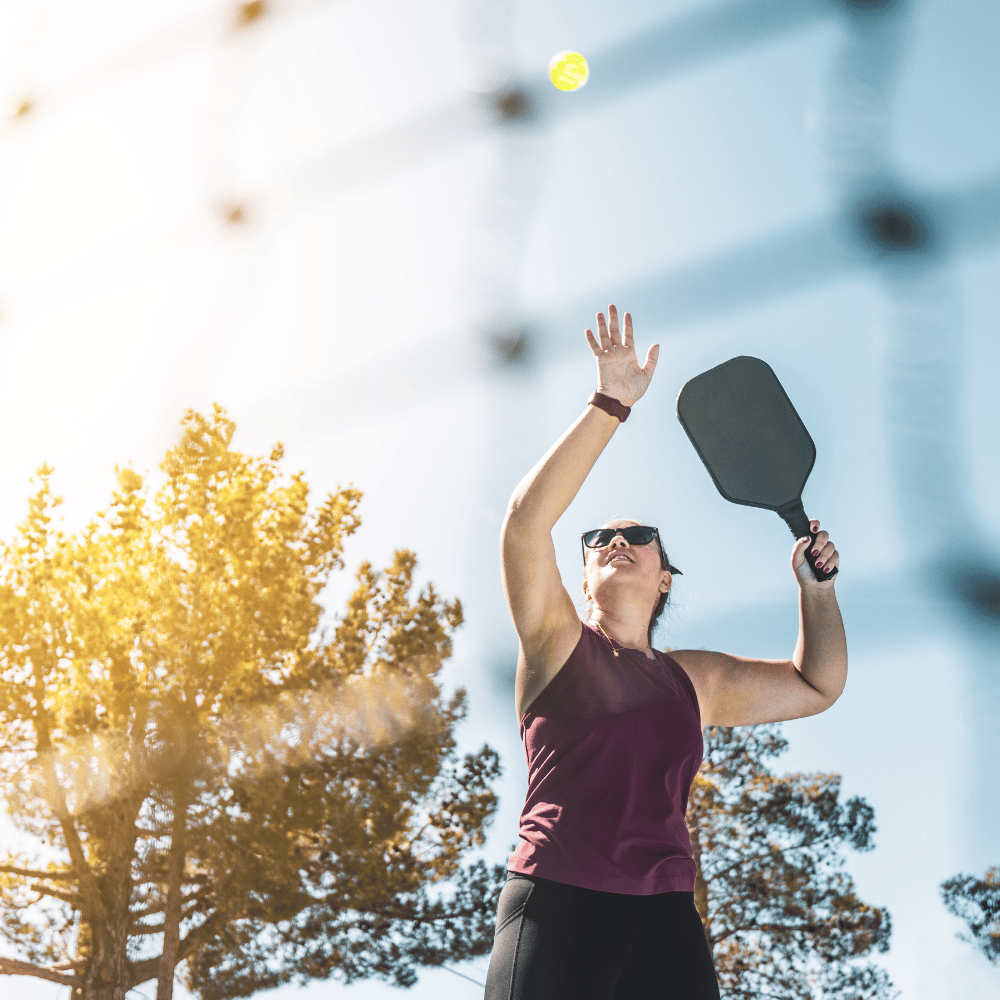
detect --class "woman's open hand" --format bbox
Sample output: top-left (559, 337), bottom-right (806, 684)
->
top-left (792, 519), bottom-right (839, 591)
top-left (585, 304), bottom-right (659, 408)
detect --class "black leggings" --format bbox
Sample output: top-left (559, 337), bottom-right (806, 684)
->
top-left (484, 872), bottom-right (721, 1000)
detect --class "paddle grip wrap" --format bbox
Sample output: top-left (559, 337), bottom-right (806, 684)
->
top-left (776, 498), bottom-right (838, 582)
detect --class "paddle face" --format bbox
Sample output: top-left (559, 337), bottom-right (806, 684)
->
top-left (676, 356), bottom-right (815, 510)
top-left (677, 356), bottom-right (835, 581)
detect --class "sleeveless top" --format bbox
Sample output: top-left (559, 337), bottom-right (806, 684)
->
top-left (507, 620), bottom-right (704, 895)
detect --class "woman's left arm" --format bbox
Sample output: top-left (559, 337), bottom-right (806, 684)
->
top-left (671, 519), bottom-right (846, 727)
top-left (791, 519), bottom-right (847, 702)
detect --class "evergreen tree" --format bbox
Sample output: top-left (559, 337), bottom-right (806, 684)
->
top-left (940, 864), bottom-right (1000, 967)
top-left (686, 723), bottom-right (899, 999)
top-left (0, 405), bottom-right (507, 1000)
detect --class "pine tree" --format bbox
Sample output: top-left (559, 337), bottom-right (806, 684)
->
top-left (940, 864), bottom-right (1000, 967)
top-left (686, 723), bottom-right (900, 1000)
top-left (0, 405), bottom-right (507, 1000)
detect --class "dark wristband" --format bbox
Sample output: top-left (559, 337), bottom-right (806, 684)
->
top-left (588, 391), bottom-right (631, 423)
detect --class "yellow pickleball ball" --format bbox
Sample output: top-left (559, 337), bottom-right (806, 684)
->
top-left (549, 50), bottom-right (589, 91)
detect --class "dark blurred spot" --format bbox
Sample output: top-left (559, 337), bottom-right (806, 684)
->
top-left (488, 326), bottom-right (531, 366)
top-left (944, 562), bottom-right (1000, 627)
top-left (236, 1), bottom-right (268, 26)
top-left (494, 88), bottom-right (532, 123)
top-left (871, 207), bottom-right (916, 247)
top-left (853, 195), bottom-right (936, 255)
top-left (222, 202), bottom-right (250, 225)
top-left (12, 98), bottom-right (33, 119)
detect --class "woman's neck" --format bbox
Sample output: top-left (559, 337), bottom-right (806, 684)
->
top-left (590, 612), bottom-right (652, 656)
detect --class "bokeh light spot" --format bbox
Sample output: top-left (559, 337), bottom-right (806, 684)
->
top-left (236, 1), bottom-right (268, 27)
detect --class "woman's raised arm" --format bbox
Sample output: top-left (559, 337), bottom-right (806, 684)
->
top-left (503, 305), bottom-right (658, 533)
top-left (500, 305), bottom-right (659, 658)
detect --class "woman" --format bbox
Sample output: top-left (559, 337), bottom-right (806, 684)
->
top-left (484, 305), bottom-right (846, 999)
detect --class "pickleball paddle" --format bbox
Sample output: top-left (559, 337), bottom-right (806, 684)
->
top-left (676, 355), bottom-right (836, 582)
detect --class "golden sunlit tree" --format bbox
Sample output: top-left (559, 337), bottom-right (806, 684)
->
top-left (940, 864), bottom-right (1000, 968)
top-left (0, 406), bottom-right (507, 1000)
top-left (686, 724), bottom-right (900, 1000)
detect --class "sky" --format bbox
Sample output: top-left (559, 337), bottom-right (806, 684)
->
top-left (1, 0), bottom-right (999, 997)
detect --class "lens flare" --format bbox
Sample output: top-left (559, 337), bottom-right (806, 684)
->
top-left (28, 671), bottom-right (437, 815)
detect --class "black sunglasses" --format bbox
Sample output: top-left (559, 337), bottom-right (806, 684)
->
top-left (580, 526), bottom-right (682, 574)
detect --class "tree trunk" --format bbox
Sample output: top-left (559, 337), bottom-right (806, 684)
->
top-left (157, 789), bottom-right (189, 1000)
top-left (70, 917), bottom-right (94, 1000)
top-left (69, 914), bottom-right (132, 1000)
top-left (70, 802), bottom-right (137, 1000)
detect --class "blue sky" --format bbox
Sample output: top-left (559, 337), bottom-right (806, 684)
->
top-left (1, 0), bottom-right (999, 997)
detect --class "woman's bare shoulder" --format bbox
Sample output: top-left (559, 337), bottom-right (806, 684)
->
top-left (661, 647), bottom-right (715, 727)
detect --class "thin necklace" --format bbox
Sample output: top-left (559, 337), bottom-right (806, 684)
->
top-left (592, 618), bottom-right (649, 658)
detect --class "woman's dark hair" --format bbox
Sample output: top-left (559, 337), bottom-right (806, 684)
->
top-left (647, 544), bottom-right (674, 650)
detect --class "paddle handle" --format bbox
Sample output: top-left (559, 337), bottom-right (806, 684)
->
top-left (776, 498), bottom-right (838, 581)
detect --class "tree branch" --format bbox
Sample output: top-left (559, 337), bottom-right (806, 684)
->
top-left (128, 955), bottom-right (161, 990)
top-left (176, 914), bottom-right (222, 963)
top-left (711, 918), bottom-right (827, 945)
top-left (703, 831), bottom-right (839, 884)
top-left (129, 882), bottom-right (211, 923)
top-left (0, 956), bottom-right (76, 987)
top-left (0, 864), bottom-right (76, 881)
top-left (26, 884), bottom-right (79, 907)
top-left (128, 900), bottom-right (165, 922)
top-left (132, 921), bottom-right (166, 935)
top-left (32, 719), bottom-right (110, 933)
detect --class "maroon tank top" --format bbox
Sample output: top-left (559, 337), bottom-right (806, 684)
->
top-left (507, 620), bottom-right (703, 894)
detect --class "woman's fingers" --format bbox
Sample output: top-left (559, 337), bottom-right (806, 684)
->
top-left (642, 342), bottom-right (659, 379)
top-left (809, 530), bottom-right (829, 556)
top-left (596, 310), bottom-right (610, 349)
top-left (798, 519), bottom-right (839, 576)
top-left (607, 304), bottom-right (622, 347)
top-left (593, 305), bottom-right (626, 350)
top-left (815, 548), bottom-right (837, 569)
top-left (587, 304), bottom-right (643, 365)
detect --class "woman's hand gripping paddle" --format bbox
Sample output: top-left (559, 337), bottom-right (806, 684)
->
top-left (676, 356), bottom-right (837, 583)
